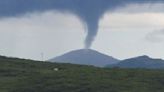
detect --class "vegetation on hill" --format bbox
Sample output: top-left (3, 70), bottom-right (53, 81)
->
top-left (0, 56), bottom-right (164, 92)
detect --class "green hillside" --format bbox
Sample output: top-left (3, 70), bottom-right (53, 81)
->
top-left (0, 56), bottom-right (164, 92)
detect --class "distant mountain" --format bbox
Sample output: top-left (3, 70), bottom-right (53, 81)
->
top-left (107, 55), bottom-right (164, 69)
top-left (49, 49), bottom-right (120, 67)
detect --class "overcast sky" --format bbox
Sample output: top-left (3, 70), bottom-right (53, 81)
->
top-left (0, 3), bottom-right (164, 60)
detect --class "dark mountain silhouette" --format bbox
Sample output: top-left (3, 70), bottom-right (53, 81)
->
top-left (107, 55), bottom-right (164, 69)
top-left (49, 49), bottom-right (120, 67)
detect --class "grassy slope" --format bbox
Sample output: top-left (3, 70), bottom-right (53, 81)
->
top-left (0, 56), bottom-right (164, 92)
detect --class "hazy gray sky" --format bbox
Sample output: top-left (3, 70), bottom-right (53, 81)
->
top-left (0, 3), bottom-right (164, 60)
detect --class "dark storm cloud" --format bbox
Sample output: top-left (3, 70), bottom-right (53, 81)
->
top-left (0, 0), bottom-right (163, 48)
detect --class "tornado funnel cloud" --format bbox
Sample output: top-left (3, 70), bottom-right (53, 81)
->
top-left (84, 18), bottom-right (99, 49)
top-left (0, 0), bottom-right (163, 49)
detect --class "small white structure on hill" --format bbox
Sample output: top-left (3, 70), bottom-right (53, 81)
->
top-left (53, 68), bottom-right (59, 71)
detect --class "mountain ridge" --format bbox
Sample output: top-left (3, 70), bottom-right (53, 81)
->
top-left (107, 55), bottom-right (164, 69)
top-left (49, 49), bottom-right (120, 67)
